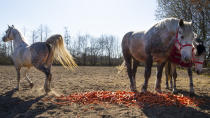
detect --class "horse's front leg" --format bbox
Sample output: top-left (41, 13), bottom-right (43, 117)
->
top-left (15, 67), bottom-right (21, 90)
top-left (141, 56), bottom-right (153, 93)
top-left (165, 61), bottom-right (169, 89)
top-left (24, 68), bottom-right (34, 89)
top-left (187, 67), bottom-right (195, 96)
top-left (171, 64), bottom-right (177, 94)
top-left (155, 62), bottom-right (166, 93)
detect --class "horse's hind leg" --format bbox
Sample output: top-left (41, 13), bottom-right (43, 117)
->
top-left (15, 67), bottom-right (21, 90)
top-left (171, 64), bottom-right (177, 94)
top-left (24, 68), bottom-right (34, 88)
top-left (141, 55), bottom-right (153, 93)
top-left (187, 67), bottom-right (195, 96)
top-left (36, 65), bottom-right (52, 93)
top-left (124, 54), bottom-right (137, 92)
top-left (155, 62), bottom-right (166, 93)
top-left (132, 59), bottom-right (139, 91)
top-left (165, 62), bottom-right (169, 89)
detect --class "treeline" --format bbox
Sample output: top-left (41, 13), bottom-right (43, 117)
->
top-left (0, 26), bottom-right (123, 66)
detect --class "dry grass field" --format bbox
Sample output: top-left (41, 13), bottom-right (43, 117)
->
top-left (0, 66), bottom-right (210, 118)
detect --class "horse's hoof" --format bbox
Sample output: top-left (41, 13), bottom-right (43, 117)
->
top-left (30, 83), bottom-right (34, 89)
top-left (141, 88), bottom-right (147, 93)
top-left (172, 90), bottom-right (178, 94)
top-left (14, 87), bottom-right (19, 91)
top-left (131, 88), bottom-right (137, 93)
top-left (44, 88), bottom-right (51, 94)
top-left (189, 92), bottom-right (195, 97)
top-left (155, 89), bottom-right (162, 93)
top-left (14, 86), bottom-right (20, 91)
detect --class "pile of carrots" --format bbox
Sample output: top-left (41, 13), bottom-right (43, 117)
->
top-left (45, 91), bottom-right (206, 108)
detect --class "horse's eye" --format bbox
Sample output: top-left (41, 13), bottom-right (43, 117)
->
top-left (181, 36), bottom-right (184, 39)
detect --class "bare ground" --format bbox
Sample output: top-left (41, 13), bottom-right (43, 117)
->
top-left (0, 66), bottom-right (210, 118)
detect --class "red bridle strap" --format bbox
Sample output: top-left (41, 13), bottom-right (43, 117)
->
top-left (175, 28), bottom-right (193, 50)
top-left (193, 61), bottom-right (203, 64)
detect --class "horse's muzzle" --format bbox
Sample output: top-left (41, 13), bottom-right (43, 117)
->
top-left (182, 56), bottom-right (192, 63)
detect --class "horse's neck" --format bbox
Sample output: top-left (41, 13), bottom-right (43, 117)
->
top-left (13, 31), bottom-right (28, 49)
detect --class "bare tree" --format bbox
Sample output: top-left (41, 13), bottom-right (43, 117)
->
top-left (77, 34), bottom-right (89, 65)
top-left (31, 30), bottom-right (38, 43)
top-left (89, 37), bottom-right (100, 65)
top-left (104, 35), bottom-right (114, 65)
top-left (98, 35), bottom-right (106, 65)
top-left (38, 24), bottom-right (43, 42)
top-left (44, 25), bottom-right (51, 41)
top-left (64, 27), bottom-right (71, 51)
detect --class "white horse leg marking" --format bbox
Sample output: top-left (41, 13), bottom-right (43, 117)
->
top-left (171, 64), bottom-right (177, 94)
top-left (24, 69), bottom-right (34, 88)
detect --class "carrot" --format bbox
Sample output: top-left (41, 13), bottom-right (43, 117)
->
top-left (44, 91), bottom-right (206, 108)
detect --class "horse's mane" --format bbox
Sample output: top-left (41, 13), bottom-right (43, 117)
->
top-left (12, 28), bottom-right (29, 44)
top-left (151, 17), bottom-right (193, 35)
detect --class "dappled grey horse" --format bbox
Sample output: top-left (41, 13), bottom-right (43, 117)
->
top-left (121, 18), bottom-right (195, 93)
top-left (165, 38), bottom-right (206, 96)
top-left (2, 25), bottom-right (77, 93)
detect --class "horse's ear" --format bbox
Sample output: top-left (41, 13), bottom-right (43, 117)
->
top-left (179, 19), bottom-right (184, 27)
top-left (193, 32), bottom-right (197, 38)
top-left (12, 25), bottom-right (14, 28)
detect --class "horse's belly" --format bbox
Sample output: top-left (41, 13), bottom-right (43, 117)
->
top-left (130, 48), bottom-right (147, 63)
top-left (152, 53), bottom-right (168, 64)
top-left (132, 53), bottom-right (147, 63)
top-left (22, 50), bottom-right (32, 67)
top-left (129, 38), bottom-right (147, 63)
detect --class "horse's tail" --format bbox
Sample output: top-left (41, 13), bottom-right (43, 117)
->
top-left (117, 31), bottom-right (133, 74)
top-left (46, 34), bottom-right (77, 70)
top-left (116, 60), bottom-right (126, 74)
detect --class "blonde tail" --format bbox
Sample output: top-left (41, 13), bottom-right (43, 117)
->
top-left (116, 60), bottom-right (126, 74)
top-left (46, 34), bottom-right (78, 70)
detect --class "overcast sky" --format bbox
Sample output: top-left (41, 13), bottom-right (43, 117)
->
top-left (0, 0), bottom-right (157, 42)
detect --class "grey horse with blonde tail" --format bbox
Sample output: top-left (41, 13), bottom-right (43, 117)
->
top-left (2, 25), bottom-right (77, 94)
top-left (120, 18), bottom-right (195, 93)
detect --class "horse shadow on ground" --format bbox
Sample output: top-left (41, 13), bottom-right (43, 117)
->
top-left (0, 89), bottom-right (57, 118)
top-left (141, 90), bottom-right (210, 118)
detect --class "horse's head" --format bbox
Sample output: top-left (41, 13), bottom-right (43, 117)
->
top-left (2, 25), bottom-right (15, 42)
top-left (193, 38), bottom-right (206, 74)
top-left (176, 19), bottom-right (194, 63)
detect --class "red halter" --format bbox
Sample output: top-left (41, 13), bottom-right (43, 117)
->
top-left (169, 28), bottom-right (204, 67)
top-left (192, 48), bottom-right (204, 65)
top-left (175, 28), bottom-right (193, 50)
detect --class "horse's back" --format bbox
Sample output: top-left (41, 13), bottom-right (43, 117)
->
top-left (30, 42), bottom-right (50, 66)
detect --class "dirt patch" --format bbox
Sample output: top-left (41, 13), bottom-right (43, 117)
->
top-left (0, 66), bottom-right (210, 118)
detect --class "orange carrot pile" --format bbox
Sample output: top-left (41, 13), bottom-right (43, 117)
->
top-left (44, 91), bottom-right (206, 108)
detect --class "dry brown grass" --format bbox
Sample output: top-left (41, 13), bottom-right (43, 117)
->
top-left (0, 66), bottom-right (209, 118)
